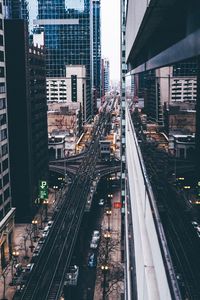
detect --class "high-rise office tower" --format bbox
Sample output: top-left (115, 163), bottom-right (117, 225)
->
top-left (4, 19), bottom-right (48, 221)
top-left (35, 0), bottom-right (93, 121)
top-left (93, 0), bottom-right (101, 113)
top-left (104, 58), bottom-right (110, 93)
top-left (0, 0), bottom-right (15, 271)
top-left (3, 0), bottom-right (28, 20)
top-left (101, 58), bottom-right (110, 96)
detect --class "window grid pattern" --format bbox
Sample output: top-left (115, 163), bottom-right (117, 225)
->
top-left (37, 0), bottom-right (92, 119)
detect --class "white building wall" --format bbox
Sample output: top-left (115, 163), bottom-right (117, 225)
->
top-left (156, 66), bottom-right (172, 106)
top-left (126, 107), bottom-right (181, 300)
top-left (46, 65), bottom-right (86, 114)
top-left (170, 77), bottom-right (197, 102)
top-left (46, 79), bottom-right (67, 102)
top-left (33, 31), bottom-right (45, 47)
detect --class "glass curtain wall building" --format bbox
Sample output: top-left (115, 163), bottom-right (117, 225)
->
top-left (93, 0), bottom-right (101, 112)
top-left (3, 0), bottom-right (28, 20)
top-left (36, 0), bottom-right (93, 120)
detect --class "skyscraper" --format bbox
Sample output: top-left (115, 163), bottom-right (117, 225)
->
top-left (35, 0), bottom-right (93, 120)
top-left (4, 19), bottom-right (48, 221)
top-left (101, 58), bottom-right (110, 96)
top-left (93, 0), bottom-right (101, 112)
top-left (3, 0), bottom-right (28, 20)
top-left (0, 0), bottom-right (15, 270)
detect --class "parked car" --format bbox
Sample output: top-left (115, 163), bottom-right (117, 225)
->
top-left (43, 225), bottom-right (49, 233)
top-left (38, 238), bottom-right (45, 246)
top-left (42, 227), bottom-right (49, 237)
top-left (26, 263), bottom-right (34, 272)
top-left (32, 247), bottom-right (40, 259)
top-left (48, 220), bottom-right (53, 227)
top-left (22, 263), bottom-right (34, 279)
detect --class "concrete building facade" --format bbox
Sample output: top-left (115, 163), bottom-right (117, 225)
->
top-left (47, 102), bottom-right (82, 137)
top-left (0, 0), bottom-right (15, 272)
top-left (46, 65), bottom-right (86, 119)
top-left (5, 19), bottom-right (48, 221)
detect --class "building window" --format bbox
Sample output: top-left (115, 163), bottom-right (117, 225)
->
top-left (71, 75), bottom-right (77, 102)
top-left (5, 202), bottom-right (11, 214)
top-left (0, 128), bottom-right (7, 141)
top-left (0, 209), bottom-right (3, 222)
top-left (3, 173), bottom-right (9, 186)
top-left (0, 35), bottom-right (3, 46)
top-left (0, 50), bottom-right (4, 62)
top-left (0, 98), bottom-right (6, 109)
top-left (2, 144), bottom-right (8, 156)
top-left (0, 66), bottom-right (4, 77)
top-left (0, 83), bottom-right (5, 94)
top-left (4, 187), bottom-right (10, 202)
top-left (2, 158), bottom-right (8, 171)
top-left (0, 113), bottom-right (6, 126)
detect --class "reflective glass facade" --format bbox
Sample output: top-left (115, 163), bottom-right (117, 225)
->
top-left (37, 0), bottom-right (93, 120)
top-left (3, 0), bottom-right (28, 20)
top-left (93, 0), bottom-right (101, 99)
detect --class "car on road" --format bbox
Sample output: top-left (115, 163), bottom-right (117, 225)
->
top-left (42, 230), bottom-right (49, 238)
top-left (88, 253), bottom-right (96, 267)
top-left (26, 263), bottom-right (35, 272)
top-left (38, 237), bottom-right (45, 246)
top-left (22, 263), bottom-right (35, 279)
top-left (48, 220), bottom-right (53, 227)
top-left (32, 247), bottom-right (41, 259)
top-left (43, 225), bottom-right (50, 233)
top-left (99, 199), bottom-right (104, 206)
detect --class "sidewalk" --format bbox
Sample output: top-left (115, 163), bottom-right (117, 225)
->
top-left (0, 187), bottom-right (64, 300)
top-left (94, 190), bottom-right (124, 300)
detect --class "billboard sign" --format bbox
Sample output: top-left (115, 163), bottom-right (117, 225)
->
top-left (39, 180), bottom-right (48, 199)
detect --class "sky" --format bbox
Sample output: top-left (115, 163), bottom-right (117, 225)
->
top-left (101, 0), bottom-right (120, 82)
top-left (28, 0), bottom-right (120, 81)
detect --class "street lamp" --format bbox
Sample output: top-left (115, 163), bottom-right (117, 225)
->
top-left (11, 250), bottom-right (19, 285)
top-left (104, 232), bottom-right (111, 267)
top-left (183, 185), bottom-right (191, 202)
top-left (43, 199), bottom-right (49, 222)
top-left (53, 185), bottom-right (58, 203)
top-left (106, 209), bottom-right (112, 231)
top-left (104, 232), bottom-right (111, 239)
top-left (32, 219), bottom-right (38, 241)
top-left (101, 264), bottom-right (109, 300)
